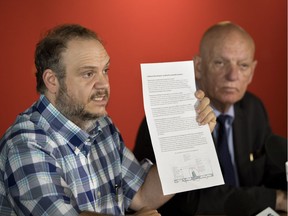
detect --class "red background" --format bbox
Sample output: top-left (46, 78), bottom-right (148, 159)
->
top-left (0, 0), bottom-right (287, 150)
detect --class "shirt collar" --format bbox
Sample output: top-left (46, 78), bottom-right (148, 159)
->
top-left (213, 105), bottom-right (235, 125)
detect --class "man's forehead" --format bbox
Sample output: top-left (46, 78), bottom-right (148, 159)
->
top-left (61, 39), bottom-right (110, 69)
top-left (66, 38), bottom-right (104, 50)
top-left (64, 39), bottom-right (108, 57)
top-left (204, 34), bottom-right (254, 57)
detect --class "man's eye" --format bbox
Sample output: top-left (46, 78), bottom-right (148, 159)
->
top-left (103, 68), bottom-right (110, 75)
top-left (214, 60), bottom-right (224, 66)
top-left (83, 72), bottom-right (94, 78)
top-left (240, 64), bottom-right (249, 70)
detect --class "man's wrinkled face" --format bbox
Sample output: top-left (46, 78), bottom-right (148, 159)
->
top-left (196, 31), bottom-right (257, 111)
top-left (55, 39), bottom-right (110, 123)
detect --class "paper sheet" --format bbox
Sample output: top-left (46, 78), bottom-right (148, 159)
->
top-left (140, 60), bottom-right (224, 195)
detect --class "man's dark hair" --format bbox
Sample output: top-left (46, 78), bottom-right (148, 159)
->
top-left (35, 24), bottom-right (101, 94)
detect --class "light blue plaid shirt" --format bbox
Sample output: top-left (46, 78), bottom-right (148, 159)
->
top-left (0, 95), bottom-right (152, 216)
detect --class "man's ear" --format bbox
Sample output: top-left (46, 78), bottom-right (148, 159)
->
top-left (248, 60), bottom-right (258, 84)
top-left (194, 55), bottom-right (202, 79)
top-left (42, 69), bottom-right (59, 94)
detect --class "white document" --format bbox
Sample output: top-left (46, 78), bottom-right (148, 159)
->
top-left (256, 207), bottom-right (279, 216)
top-left (140, 60), bottom-right (224, 195)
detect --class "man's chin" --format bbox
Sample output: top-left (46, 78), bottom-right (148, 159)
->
top-left (220, 96), bottom-right (241, 105)
top-left (91, 110), bottom-right (108, 118)
top-left (96, 113), bottom-right (108, 118)
top-left (79, 110), bottom-right (106, 121)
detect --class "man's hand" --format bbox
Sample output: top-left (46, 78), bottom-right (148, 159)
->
top-left (194, 90), bottom-right (216, 132)
top-left (130, 207), bottom-right (161, 216)
top-left (80, 207), bottom-right (161, 216)
top-left (276, 190), bottom-right (287, 212)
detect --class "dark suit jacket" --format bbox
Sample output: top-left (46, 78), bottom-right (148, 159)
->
top-left (133, 92), bottom-right (286, 215)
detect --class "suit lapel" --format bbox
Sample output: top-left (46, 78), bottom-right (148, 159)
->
top-left (233, 102), bottom-right (253, 185)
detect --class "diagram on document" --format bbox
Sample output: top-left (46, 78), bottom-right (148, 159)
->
top-left (173, 153), bottom-right (213, 183)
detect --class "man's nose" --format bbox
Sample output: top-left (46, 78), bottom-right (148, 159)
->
top-left (94, 72), bottom-right (109, 87)
top-left (226, 64), bottom-right (239, 80)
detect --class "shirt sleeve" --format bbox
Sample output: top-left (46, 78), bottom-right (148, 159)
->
top-left (120, 141), bottom-right (153, 210)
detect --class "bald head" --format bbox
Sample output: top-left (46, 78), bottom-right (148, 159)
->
top-left (194, 21), bottom-right (257, 113)
top-left (199, 21), bottom-right (255, 59)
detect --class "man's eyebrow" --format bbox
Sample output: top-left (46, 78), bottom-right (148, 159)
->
top-left (79, 59), bottom-right (111, 70)
top-left (79, 66), bottom-right (97, 70)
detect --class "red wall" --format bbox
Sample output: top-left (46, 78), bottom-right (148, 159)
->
top-left (0, 0), bottom-right (287, 150)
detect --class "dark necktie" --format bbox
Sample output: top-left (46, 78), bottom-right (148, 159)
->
top-left (216, 115), bottom-right (236, 186)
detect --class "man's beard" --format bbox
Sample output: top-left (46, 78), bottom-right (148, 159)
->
top-left (55, 84), bottom-right (109, 125)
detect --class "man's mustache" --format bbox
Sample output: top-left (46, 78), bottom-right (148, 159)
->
top-left (90, 89), bottom-right (109, 100)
